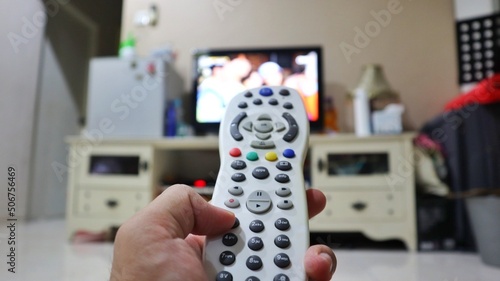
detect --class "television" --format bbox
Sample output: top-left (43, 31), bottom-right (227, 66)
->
top-left (191, 46), bottom-right (324, 135)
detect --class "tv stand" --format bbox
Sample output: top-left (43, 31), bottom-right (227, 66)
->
top-left (65, 133), bottom-right (416, 250)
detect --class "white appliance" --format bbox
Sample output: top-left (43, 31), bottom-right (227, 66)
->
top-left (86, 57), bottom-right (183, 137)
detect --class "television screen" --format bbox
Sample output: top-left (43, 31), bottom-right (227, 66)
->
top-left (191, 46), bottom-right (324, 134)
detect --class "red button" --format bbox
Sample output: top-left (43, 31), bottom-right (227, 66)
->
top-left (229, 148), bottom-right (242, 157)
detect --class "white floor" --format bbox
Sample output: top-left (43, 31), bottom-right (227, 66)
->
top-left (1, 219), bottom-right (499, 281)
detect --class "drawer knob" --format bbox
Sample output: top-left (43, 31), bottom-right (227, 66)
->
top-left (106, 199), bottom-right (119, 208)
top-left (352, 201), bottom-right (367, 211)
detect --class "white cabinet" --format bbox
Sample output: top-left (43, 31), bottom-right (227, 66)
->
top-left (309, 134), bottom-right (417, 250)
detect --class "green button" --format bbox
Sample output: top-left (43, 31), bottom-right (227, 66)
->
top-left (246, 152), bottom-right (259, 161)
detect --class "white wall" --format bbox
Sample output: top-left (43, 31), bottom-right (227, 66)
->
top-left (0, 0), bottom-right (46, 219)
top-left (121, 0), bottom-right (459, 131)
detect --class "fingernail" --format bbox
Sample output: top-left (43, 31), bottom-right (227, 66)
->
top-left (320, 252), bottom-right (334, 274)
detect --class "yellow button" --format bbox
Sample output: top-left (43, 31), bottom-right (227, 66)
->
top-left (265, 152), bottom-right (278, 161)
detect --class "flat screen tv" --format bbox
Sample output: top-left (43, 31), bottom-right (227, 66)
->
top-left (191, 46), bottom-right (324, 135)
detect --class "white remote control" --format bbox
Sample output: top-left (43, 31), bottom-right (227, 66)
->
top-left (204, 86), bottom-right (310, 281)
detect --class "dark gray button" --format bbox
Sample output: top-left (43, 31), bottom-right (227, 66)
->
top-left (274, 253), bottom-right (290, 268)
top-left (274, 274), bottom-right (289, 281)
top-left (219, 251), bottom-right (236, 265)
top-left (246, 277), bottom-right (260, 281)
top-left (275, 218), bottom-right (290, 231)
top-left (275, 122), bottom-right (286, 132)
top-left (276, 161), bottom-right (292, 171)
top-left (222, 233), bottom-right (238, 246)
top-left (253, 99), bottom-right (263, 105)
top-left (244, 91), bottom-right (253, 97)
top-left (275, 187), bottom-right (291, 197)
top-left (251, 140), bottom-right (276, 149)
top-left (216, 271), bottom-right (233, 281)
top-left (252, 166), bottom-right (269, 179)
top-left (232, 218), bottom-right (240, 229)
top-left (269, 98), bottom-right (278, 105)
top-left (249, 220), bottom-right (265, 233)
top-left (232, 173), bottom-right (246, 182)
top-left (224, 198), bottom-right (240, 208)
top-left (277, 199), bottom-right (293, 210)
top-left (255, 133), bottom-right (271, 140)
top-left (283, 102), bottom-right (293, 109)
top-left (230, 112), bottom-right (247, 141)
top-left (246, 190), bottom-right (272, 214)
top-left (231, 160), bottom-right (247, 170)
top-left (282, 113), bottom-right (298, 142)
top-left (274, 234), bottom-right (291, 249)
top-left (257, 114), bottom-right (272, 121)
top-left (254, 121), bottom-right (273, 133)
top-left (228, 186), bottom-right (243, 196)
top-left (242, 121), bottom-right (253, 132)
top-left (279, 89), bottom-right (290, 96)
top-left (246, 255), bottom-right (263, 270)
top-left (275, 174), bottom-right (290, 183)
top-left (247, 236), bottom-right (264, 251)
top-left (238, 102), bottom-right (248, 108)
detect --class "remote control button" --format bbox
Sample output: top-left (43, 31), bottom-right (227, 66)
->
top-left (224, 198), bottom-right (240, 208)
top-left (273, 274), bottom-right (289, 281)
top-left (279, 89), bottom-right (290, 96)
top-left (222, 233), bottom-right (238, 246)
top-left (230, 112), bottom-right (247, 141)
top-left (228, 186), bottom-right (243, 196)
top-left (259, 87), bottom-right (273, 96)
top-left (219, 251), bottom-right (236, 265)
top-left (275, 174), bottom-right (290, 183)
top-left (274, 234), bottom-right (291, 248)
top-left (246, 151), bottom-right (259, 161)
top-left (252, 167), bottom-right (269, 179)
top-left (246, 277), bottom-right (260, 281)
top-left (238, 102), bottom-right (248, 109)
top-left (216, 271), bottom-right (233, 281)
top-left (269, 98), bottom-right (278, 106)
top-left (246, 255), bottom-right (263, 270)
top-left (242, 121), bottom-right (253, 132)
top-left (244, 91), bottom-right (253, 98)
top-left (254, 121), bottom-right (273, 133)
top-left (232, 218), bottom-right (240, 229)
top-left (275, 187), bottom-right (291, 197)
top-left (231, 173), bottom-right (246, 182)
top-left (247, 236), bottom-right (264, 251)
top-left (283, 102), bottom-right (293, 109)
top-left (275, 218), bottom-right (290, 231)
top-left (231, 160), bottom-right (247, 170)
top-left (251, 140), bottom-right (276, 149)
top-left (277, 199), bottom-right (293, 210)
top-left (255, 133), bottom-right (271, 140)
top-left (265, 152), bottom-right (278, 162)
top-left (276, 161), bottom-right (292, 171)
top-left (257, 114), bottom-right (272, 121)
top-left (249, 220), bottom-right (265, 233)
top-left (253, 99), bottom-right (263, 105)
top-left (275, 122), bottom-right (286, 132)
top-left (274, 253), bottom-right (290, 268)
top-left (247, 190), bottom-right (272, 214)
top-left (282, 113), bottom-right (298, 142)
top-left (229, 148), bottom-right (242, 157)
top-left (282, 149), bottom-right (295, 158)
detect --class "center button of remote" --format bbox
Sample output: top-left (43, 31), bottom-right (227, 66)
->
top-left (246, 190), bottom-right (272, 214)
top-left (254, 121), bottom-right (273, 133)
top-left (252, 166), bottom-right (269, 179)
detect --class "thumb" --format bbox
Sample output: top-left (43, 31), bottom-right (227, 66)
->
top-left (141, 184), bottom-right (235, 239)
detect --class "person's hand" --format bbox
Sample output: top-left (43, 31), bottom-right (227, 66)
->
top-left (110, 184), bottom-right (336, 281)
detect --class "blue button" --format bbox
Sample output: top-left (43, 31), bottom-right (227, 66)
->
top-left (259, 87), bottom-right (273, 97)
top-left (283, 149), bottom-right (295, 158)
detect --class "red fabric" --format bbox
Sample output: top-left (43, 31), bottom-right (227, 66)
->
top-left (445, 74), bottom-right (500, 111)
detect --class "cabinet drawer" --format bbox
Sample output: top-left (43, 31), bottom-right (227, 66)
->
top-left (75, 189), bottom-right (150, 218)
top-left (312, 190), bottom-right (405, 222)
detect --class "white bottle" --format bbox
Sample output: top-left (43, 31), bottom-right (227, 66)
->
top-left (353, 88), bottom-right (371, 137)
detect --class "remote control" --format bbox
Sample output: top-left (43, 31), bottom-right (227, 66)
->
top-left (204, 86), bottom-right (310, 281)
